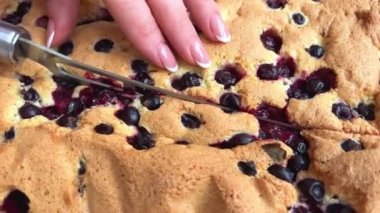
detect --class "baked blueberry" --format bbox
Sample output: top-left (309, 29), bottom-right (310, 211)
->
top-left (58, 41), bottom-right (74, 56)
top-left (94, 39), bottom-right (114, 53)
top-left (35, 15), bottom-right (48, 29)
top-left (93, 89), bottom-right (119, 106)
top-left (94, 123), bottom-right (114, 135)
top-left (19, 103), bottom-right (41, 119)
top-left (116, 106), bottom-right (140, 126)
top-left (140, 93), bottom-right (161, 110)
top-left (66, 98), bottom-right (85, 116)
top-left (355, 103), bottom-right (375, 121)
top-left (134, 72), bottom-right (154, 94)
top-left (4, 127), bottom-right (15, 140)
top-left (266, 0), bottom-right (287, 9)
top-left (292, 13), bottom-right (305, 25)
top-left (212, 133), bottom-right (255, 149)
top-left (215, 65), bottom-right (242, 88)
top-left (326, 203), bottom-right (356, 213)
top-left (56, 115), bottom-right (78, 129)
top-left (276, 57), bottom-right (296, 78)
top-left (220, 93), bottom-right (241, 110)
top-left (128, 127), bottom-right (155, 150)
top-left (287, 154), bottom-right (310, 173)
top-left (260, 29), bottom-right (283, 53)
top-left (23, 88), bottom-right (40, 102)
top-left (257, 64), bottom-right (278, 80)
top-left (341, 139), bottom-right (363, 152)
top-left (2, 1), bottom-right (31, 25)
top-left (181, 114), bottom-right (202, 129)
top-left (332, 103), bottom-right (353, 120)
top-left (19, 75), bottom-right (34, 86)
top-left (1, 189), bottom-right (30, 213)
top-left (172, 72), bottom-right (202, 91)
top-left (131, 60), bottom-right (149, 73)
top-left (238, 161), bottom-right (257, 176)
top-left (267, 164), bottom-right (294, 183)
top-left (307, 45), bottom-right (325, 58)
top-left (40, 106), bottom-right (61, 120)
top-left (305, 79), bottom-right (327, 96)
top-left (52, 75), bottom-right (79, 90)
top-left (297, 178), bottom-right (325, 203)
top-left (78, 160), bottom-right (87, 175)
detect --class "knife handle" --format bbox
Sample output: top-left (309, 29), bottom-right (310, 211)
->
top-left (0, 21), bottom-right (30, 64)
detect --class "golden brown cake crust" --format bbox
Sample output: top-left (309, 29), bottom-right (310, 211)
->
top-left (0, 0), bottom-right (379, 212)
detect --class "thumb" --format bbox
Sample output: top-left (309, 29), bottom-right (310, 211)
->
top-left (45, 0), bottom-right (79, 47)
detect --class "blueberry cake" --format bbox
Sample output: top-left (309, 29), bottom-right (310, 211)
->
top-left (0, 0), bottom-right (379, 212)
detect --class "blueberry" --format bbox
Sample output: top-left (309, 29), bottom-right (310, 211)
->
top-left (305, 78), bottom-right (328, 96)
top-left (58, 41), bottom-right (74, 56)
top-left (219, 93), bottom-right (241, 110)
top-left (257, 64), bottom-right (279, 80)
top-left (1, 189), bottom-right (30, 213)
top-left (19, 75), bottom-right (34, 86)
top-left (307, 45), bottom-right (325, 58)
top-left (23, 88), bottom-right (40, 102)
top-left (128, 127), bottom-right (155, 150)
top-left (260, 29), bottom-right (283, 53)
top-left (238, 161), bottom-right (257, 176)
top-left (52, 75), bottom-right (79, 90)
top-left (116, 106), bottom-right (140, 126)
top-left (215, 66), bottom-right (241, 88)
top-left (267, 164), bottom-right (294, 183)
top-left (341, 139), bottom-right (363, 152)
top-left (181, 114), bottom-right (202, 129)
top-left (131, 59), bottom-right (149, 73)
top-left (134, 72), bottom-right (154, 94)
top-left (19, 103), bottom-right (41, 119)
top-left (2, 1), bottom-right (32, 25)
top-left (4, 127), bottom-right (15, 140)
top-left (40, 106), bottom-right (61, 120)
top-left (266, 0), bottom-right (287, 9)
top-left (140, 93), bottom-right (161, 110)
top-left (93, 89), bottom-right (119, 105)
top-left (176, 141), bottom-right (190, 145)
top-left (171, 72), bottom-right (202, 91)
top-left (94, 123), bottom-right (114, 135)
top-left (332, 103), bottom-right (353, 120)
top-left (276, 57), bottom-right (296, 78)
top-left (213, 133), bottom-right (254, 149)
top-left (326, 203), bottom-right (356, 213)
top-left (292, 13), bottom-right (305, 25)
top-left (66, 98), bottom-right (85, 116)
top-left (35, 15), bottom-right (48, 29)
top-left (287, 154), bottom-right (310, 173)
top-left (297, 178), bottom-right (325, 203)
top-left (94, 39), bottom-right (114, 53)
top-left (56, 115), bottom-right (78, 129)
top-left (355, 103), bottom-right (375, 121)
top-left (182, 72), bottom-right (202, 88)
top-left (78, 160), bottom-right (87, 175)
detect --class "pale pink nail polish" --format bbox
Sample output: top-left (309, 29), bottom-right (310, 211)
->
top-left (210, 15), bottom-right (231, 43)
top-left (46, 19), bottom-right (55, 48)
top-left (158, 43), bottom-right (178, 72)
top-left (191, 41), bottom-right (211, 69)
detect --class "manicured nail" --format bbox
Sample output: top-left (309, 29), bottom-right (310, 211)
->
top-left (158, 43), bottom-right (178, 72)
top-left (191, 41), bottom-right (211, 69)
top-left (210, 15), bottom-right (231, 43)
top-left (46, 19), bottom-right (55, 48)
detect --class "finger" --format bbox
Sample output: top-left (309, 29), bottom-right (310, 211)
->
top-left (46, 0), bottom-right (79, 47)
top-left (147, 0), bottom-right (211, 69)
top-left (104, 0), bottom-right (178, 72)
top-left (184, 0), bottom-right (231, 43)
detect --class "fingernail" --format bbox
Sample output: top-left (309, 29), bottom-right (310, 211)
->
top-left (46, 19), bottom-right (55, 48)
top-left (210, 15), bottom-right (231, 43)
top-left (158, 43), bottom-right (178, 72)
top-left (191, 41), bottom-right (211, 69)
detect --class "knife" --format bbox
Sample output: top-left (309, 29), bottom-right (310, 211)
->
top-left (0, 20), bottom-right (297, 129)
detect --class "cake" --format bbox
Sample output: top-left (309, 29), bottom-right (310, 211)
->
top-left (0, 0), bottom-right (379, 212)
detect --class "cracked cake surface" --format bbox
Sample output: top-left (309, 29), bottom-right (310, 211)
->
top-left (0, 0), bottom-right (379, 212)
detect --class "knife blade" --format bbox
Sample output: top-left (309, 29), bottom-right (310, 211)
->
top-left (16, 36), bottom-right (297, 130)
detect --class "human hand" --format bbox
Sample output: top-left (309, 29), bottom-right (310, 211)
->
top-left (45, 0), bottom-right (231, 72)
